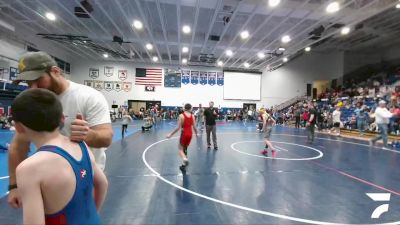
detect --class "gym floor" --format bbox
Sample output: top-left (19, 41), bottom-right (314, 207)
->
top-left (0, 120), bottom-right (399, 224)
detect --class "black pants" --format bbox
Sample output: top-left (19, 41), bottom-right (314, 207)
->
top-left (307, 124), bottom-right (315, 143)
top-left (122, 124), bottom-right (128, 137)
top-left (142, 125), bottom-right (153, 132)
top-left (295, 117), bottom-right (300, 128)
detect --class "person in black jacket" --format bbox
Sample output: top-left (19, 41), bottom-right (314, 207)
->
top-left (204, 101), bottom-right (218, 150)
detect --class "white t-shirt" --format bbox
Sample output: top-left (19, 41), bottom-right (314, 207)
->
top-left (374, 107), bottom-right (392, 124)
top-left (332, 110), bottom-right (341, 123)
top-left (58, 81), bottom-right (111, 170)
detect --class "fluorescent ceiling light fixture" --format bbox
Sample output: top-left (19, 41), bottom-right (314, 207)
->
top-left (396, 4), bottom-right (400, 9)
top-left (217, 61), bottom-right (223, 66)
top-left (146, 43), bottom-right (153, 50)
top-left (244, 62), bottom-right (250, 68)
top-left (257, 52), bottom-right (265, 59)
top-left (283, 57), bottom-right (288, 62)
top-left (182, 46), bottom-right (189, 53)
top-left (103, 53), bottom-right (108, 58)
top-left (182, 58), bottom-right (187, 64)
top-left (305, 47), bottom-right (311, 52)
top-left (278, 47), bottom-right (285, 51)
top-left (45, 12), bottom-right (56, 21)
top-left (341, 26), bottom-right (350, 35)
top-left (281, 35), bottom-right (291, 43)
top-left (326, 1), bottom-right (340, 13)
top-left (152, 56), bottom-right (158, 62)
top-left (268, 0), bottom-right (281, 7)
top-left (182, 25), bottom-right (191, 34)
top-left (133, 20), bottom-right (143, 29)
top-left (226, 50), bottom-right (233, 56)
top-left (240, 30), bottom-right (249, 39)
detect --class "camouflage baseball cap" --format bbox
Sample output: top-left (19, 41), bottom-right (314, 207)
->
top-left (15, 51), bottom-right (57, 81)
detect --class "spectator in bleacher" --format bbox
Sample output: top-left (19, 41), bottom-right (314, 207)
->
top-left (370, 100), bottom-right (393, 149)
top-left (294, 107), bottom-right (301, 129)
top-left (302, 108), bottom-right (309, 128)
top-left (196, 104), bottom-right (204, 130)
top-left (356, 108), bottom-right (368, 136)
top-left (331, 106), bottom-right (341, 136)
top-left (316, 105), bottom-right (324, 131)
top-left (306, 102), bottom-right (317, 144)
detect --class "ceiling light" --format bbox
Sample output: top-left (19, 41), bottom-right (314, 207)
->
top-left (182, 25), bottom-right (191, 34)
top-left (283, 57), bottom-right (288, 62)
top-left (278, 47), bottom-right (286, 51)
top-left (226, 50), bottom-right (233, 57)
top-left (305, 47), bottom-right (311, 52)
top-left (182, 47), bottom-right (189, 53)
top-left (103, 53), bottom-right (108, 58)
top-left (45, 12), bottom-right (56, 21)
top-left (240, 30), bottom-right (249, 39)
top-left (396, 4), bottom-right (400, 9)
top-left (217, 61), bottom-right (223, 66)
top-left (326, 1), bottom-right (340, 13)
top-left (133, 20), bottom-right (143, 29)
top-left (341, 26), bottom-right (350, 35)
top-left (146, 43), bottom-right (153, 50)
top-left (182, 58), bottom-right (187, 64)
top-left (244, 62), bottom-right (250, 68)
top-left (83, 40), bottom-right (87, 43)
top-left (152, 56), bottom-right (158, 62)
top-left (281, 35), bottom-right (291, 43)
top-left (268, 0), bottom-right (281, 7)
top-left (257, 52), bottom-right (265, 59)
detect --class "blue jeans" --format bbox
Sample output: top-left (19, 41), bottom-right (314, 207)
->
top-left (372, 124), bottom-right (388, 147)
top-left (357, 120), bottom-right (366, 134)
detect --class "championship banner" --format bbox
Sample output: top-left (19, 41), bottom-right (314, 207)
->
top-left (217, 72), bottom-right (224, 86)
top-left (89, 68), bottom-right (99, 79)
top-left (199, 71), bottom-right (208, 85)
top-left (118, 70), bottom-right (127, 81)
top-left (84, 80), bottom-right (94, 88)
top-left (181, 70), bottom-right (190, 85)
top-left (123, 82), bottom-right (132, 92)
top-left (208, 72), bottom-right (216, 86)
top-left (104, 81), bottom-right (113, 91)
top-left (190, 71), bottom-right (199, 85)
top-left (104, 66), bottom-right (114, 77)
top-left (94, 81), bottom-right (104, 91)
top-left (113, 81), bottom-right (122, 92)
top-left (164, 69), bottom-right (181, 88)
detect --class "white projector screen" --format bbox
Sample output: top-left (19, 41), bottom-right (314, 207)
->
top-left (223, 71), bottom-right (261, 100)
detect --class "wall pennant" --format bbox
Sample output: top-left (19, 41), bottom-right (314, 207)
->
top-left (104, 66), bottom-right (114, 77)
top-left (94, 80), bottom-right (104, 91)
top-left (104, 81), bottom-right (113, 91)
top-left (118, 70), bottom-right (128, 81)
top-left (89, 68), bottom-right (99, 79)
top-left (84, 80), bottom-right (94, 88)
top-left (123, 82), bottom-right (132, 92)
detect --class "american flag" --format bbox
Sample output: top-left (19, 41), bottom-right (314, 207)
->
top-left (135, 68), bottom-right (163, 86)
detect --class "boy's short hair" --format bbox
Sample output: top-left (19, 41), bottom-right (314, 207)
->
top-left (12, 88), bottom-right (62, 132)
top-left (184, 103), bottom-right (192, 111)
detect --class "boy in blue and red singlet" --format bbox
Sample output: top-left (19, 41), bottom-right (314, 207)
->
top-left (11, 89), bottom-right (108, 225)
top-left (167, 103), bottom-right (198, 173)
